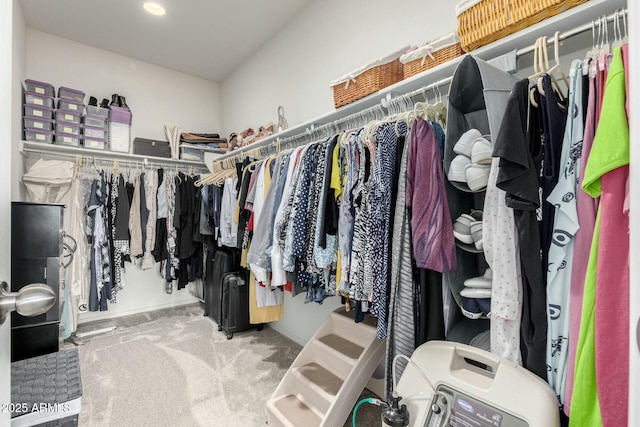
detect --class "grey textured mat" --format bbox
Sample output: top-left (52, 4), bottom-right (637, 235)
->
top-left (11, 348), bottom-right (82, 419)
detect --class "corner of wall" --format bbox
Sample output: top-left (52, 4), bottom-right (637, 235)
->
top-left (11, 0), bottom-right (26, 202)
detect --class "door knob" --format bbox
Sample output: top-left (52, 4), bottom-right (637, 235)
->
top-left (0, 281), bottom-right (56, 324)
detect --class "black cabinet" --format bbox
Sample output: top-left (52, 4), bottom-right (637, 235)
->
top-left (11, 202), bottom-right (63, 362)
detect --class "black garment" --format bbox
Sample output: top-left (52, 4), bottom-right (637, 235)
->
top-left (114, 175), bottom-right (131, 240)
top-left (539, 75), bottom-right (568, 284)
top-left (123, 181), bottom-right (135, 263)
top-left (139, 172), bottom-right (148, 250)
top-left (153, 218), bottom-right (168, 262)
top-left (212, 184), bottom-right (223, 240)
top-left (189, 245), bottom-right (204, 282)
top-left (175, 174), bottom-right (197, 259)
top-left (236, 167), bottom-right (254, 248)
top-left (318, 136), bottom-right (338, 248)
top-left (414, 268), bottom-right (445, 347)
top-left (493, 79), bottom-right (547, 379)
top-left (193, 187), bottom-right (203, 244)
top-left (153, 169), bottom-right (168, 262)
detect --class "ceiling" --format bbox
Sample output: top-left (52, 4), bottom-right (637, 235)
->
top-left (19, 0), bottom-right (313, 82)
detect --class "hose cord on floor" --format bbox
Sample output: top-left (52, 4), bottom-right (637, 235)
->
top-left (352, 397), bottom-right (384, 427)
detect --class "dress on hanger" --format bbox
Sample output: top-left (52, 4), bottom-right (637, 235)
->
top-left (545, 61), bottom-right (584, 406)
top-left (494, 79), bottom-right (547, 379)
top-left (571, 46), bottom-right (630, 427)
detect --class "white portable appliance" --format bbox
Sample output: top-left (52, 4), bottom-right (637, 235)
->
top-left (390, 341), bottom-right (560, 427)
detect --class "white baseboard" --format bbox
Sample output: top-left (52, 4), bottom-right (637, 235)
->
top-left (77, 299), bottom-right (200, 325)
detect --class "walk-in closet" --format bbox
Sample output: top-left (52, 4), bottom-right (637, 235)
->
top-left (1, 0), bottom-right (638, 426)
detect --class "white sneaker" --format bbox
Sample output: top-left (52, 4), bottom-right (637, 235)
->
top-left (465, 163), bottom-right (491, 192)
top-left (460, 287), bottom-right (492, 298)
top-left (470, 221), bottom-right (483, 251)
top-left (448, 155), bottom-right (471, 183)
top-left (464, 268), bottom-right (493, 288)
top-left (453, 129), bottom-right (482, 157)
top-left (471, 136), bottom-right (493, 165)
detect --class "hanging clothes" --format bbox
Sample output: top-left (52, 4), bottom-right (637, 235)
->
top-left (494, 79), bottom-right (547, 379)
top-left (571, 46), bottom-right (629, 427)
top-left (271, 146), bottom-right (305, 288)
top-left (545, 60), bottom-right (584, 406)
top-left (112, 174), bottom-right (131, 301)
top-left (219, 176), bottom-right (239, 247)
top-left (141, 169), bottom-right (158, 269)
top-left (338, 131), bottom-right (361, 295)
top-left (368, 123), bottom-right (400, 339)
top-left (385, 132), bottom-right (415, 400)
top-left (87, 173), bottom-right (112, 312)
top-left (406, 118), bottom-right (456, 273)
top-left (539, 75), bottom-right (569, 285)
top-left (484, 89), bottom-right (524, 367)
top-left (564, 59), bottom-right (600, 415)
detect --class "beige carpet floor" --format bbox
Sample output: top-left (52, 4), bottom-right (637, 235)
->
top-left (71, 304), bottom-right (380, 427)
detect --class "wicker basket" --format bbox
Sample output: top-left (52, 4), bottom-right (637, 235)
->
top-left (331, 48), bottom-right (407, 109)
top-left (401, 33), bottom-right (465, 79)
top-left (457, 0), bottom-right (590, 52)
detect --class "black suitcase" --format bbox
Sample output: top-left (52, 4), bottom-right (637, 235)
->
top-left (204, 248), bottom-right (238, 327)
top-left (221, 270), bottom-right (260, 339)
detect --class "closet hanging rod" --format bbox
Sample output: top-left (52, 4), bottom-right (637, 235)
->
top-left (208, 3), bottom-right (626, 170)
top-left (21, 141), bottom-right (210, 171)
top-left (517, 7), bottom-right (627, 57)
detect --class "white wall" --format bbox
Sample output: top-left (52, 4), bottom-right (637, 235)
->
top-left (23, 30), bottom-right (222, 322)
top-left (0, 1), bottom-right (17, 423)
top-left (12, 0), bottom-right (26, 202)
top-left (221, 0), bottom-right (456, 344)
top-left (26, 29), bottom-right (222, 143)
top-left (79, 268), bottom-right (200, 324)
top-left (221, 0), bottom-right (457, 136)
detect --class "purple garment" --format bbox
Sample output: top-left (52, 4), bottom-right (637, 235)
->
top-left (405, 118), bottom-right (456, 272)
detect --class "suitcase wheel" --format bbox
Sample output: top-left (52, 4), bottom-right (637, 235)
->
top-left (257, 324), bottom-right (264, 332)
top-left (218, 325), bottom-right (222, 332)
top-left (226, 333), bottom-right (233, 340)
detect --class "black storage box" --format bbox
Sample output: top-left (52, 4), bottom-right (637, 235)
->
top-left (132, 137), bottom-right (172, 158)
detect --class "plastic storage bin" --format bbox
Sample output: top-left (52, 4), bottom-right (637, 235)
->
top-left (57, 86), bottom-right (85, 102)
top-left (108, 106), bottom-right (132, 153)
top-left (55, 110), bottom-right (81, 125)
top-left (55, 122), bottom-right (80, 136)
top-left (24, 92), bottom-right (54, 109)
top-left (83, 114), bottom-right (107, 128)
top-left (24, 79), bottom-right (55, 97)
top-left (57, 99), bottom-right (84, 114)
top-left (83, 136), bottom-right (106, 150)
top-left (24, 104), bottom-right (54, 120)
top-left (25, 128), bottom-right (54, 143)
top-left (83, 125), bottom-right (106, 139)
top-left (55, 132), bottom-right (81, 147)
top-left (85, 106), bottom-right (109, 118)
top-left (23, 116), bottom-right (53, 131)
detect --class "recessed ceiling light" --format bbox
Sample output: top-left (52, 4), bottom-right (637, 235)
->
top-left (143, 2), bottom-right (166, 16)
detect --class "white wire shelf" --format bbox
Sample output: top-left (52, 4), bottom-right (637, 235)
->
top-left (21, 140), bottom-right (210, 170)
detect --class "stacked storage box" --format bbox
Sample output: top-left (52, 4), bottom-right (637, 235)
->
top-left (23, 79), bottom-right (55, 144)
top-left (108, 106), bottom-right (132, 153)
top-left (55, 87), bottom-right (85, 147)
top-left (83, 106), bottom-right (109, 149)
